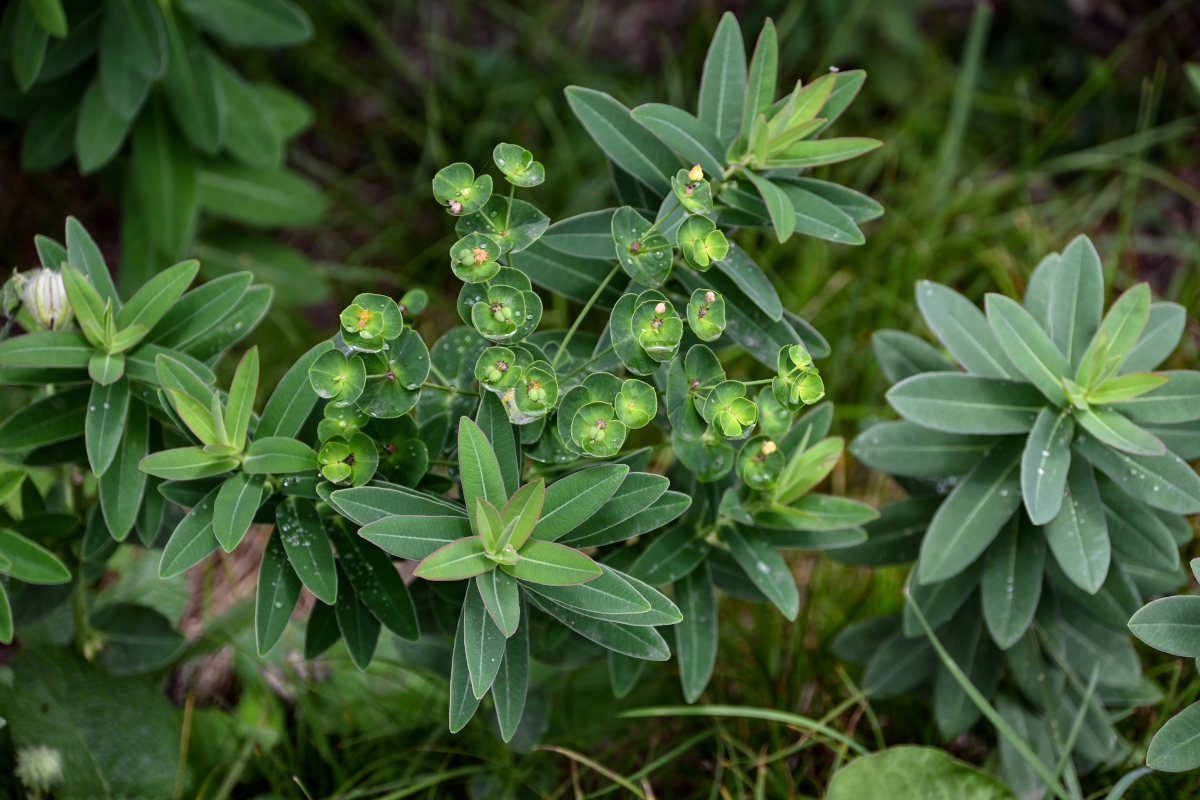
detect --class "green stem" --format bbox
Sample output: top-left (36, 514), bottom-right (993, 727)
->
top-left (640, 196), bottom-right (680, 239)
top-left (504, 182), bottom-right (515, 230)
top-left (550, 264), bottom-right (621, 370)
top-left (428, 362), bottom-right (452, 385)
top-left (423, 380), bottom-right (476, 396)
top-left (561, 345), bottom-right (615, 381)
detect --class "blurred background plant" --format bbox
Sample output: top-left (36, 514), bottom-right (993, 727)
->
top-left (1, 0), bottom-right (1199, 797)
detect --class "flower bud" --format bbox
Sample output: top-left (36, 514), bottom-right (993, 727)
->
top-left (21, 268), bottom-right (73, 331)
top-left (704, 290), bottom-right (716, 303)
top-left (688, 164), bottom-right (704, 181)
top-left (654, 302), bottom-right (667, 315)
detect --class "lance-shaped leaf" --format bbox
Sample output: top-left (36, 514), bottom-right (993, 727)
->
top-left (242, 437), bottom-right (316, 474)
top-left (501, 539), bottom-right (601, 585)
top-left (1129, 596), bottom-right (1200, 658)
top-left (140, 447), bottom-right (237, 480)
top-left (158, 485), bottom-right (220, 577)
top-left (674, 563), bottom-right (718, 703)
top-left (1075, 406), bottom-right (1165, 457)
top-left (414, 537), bottom-right (494, 581)
top-left (1111, 371), bottom-right (1200, 424)
top-left (529, 594), bottom-right (671, 661)
top-left (915, 281), bottom-right (1013, 378)
top-left (86, 378), bottom-right (130, 476)
top-left (986, 294), bottom-right (1069, 405)
top-left (723, 525), bottom-right (799, 620)
top-left (256, 529), bottom-right (301, 656)
top-left (1021, 407), bottom-right (1074, 525)
top-left (115, 259), bottom-right (199, 332)
top-left (476, 568), bottom-right (520, 637)
top-left (887, 374), bottom-right (1043, 435)
top-left (535, 464), bottom-right (628, 541)
top-left (632, 104), bottom-right (725, 177)
top-left (458, 416), bottom-right (507, 529)
top-left (1076, 283), bottom-right (1150, 382)
top-left (0, 528), bottom-right (71, 584)
top-left (497, 479), bottom-right (543, 553)
top-left (358, 513), bottom-right (471, 560)
top-left (461, 583), bottom-right (506, 699)
top-left (1044, 459), bottom-right (1110, 594)
top-left (1048, 234), bottom-right (1104, 367)
top-left (223, 346), bottom-right (258, 451)
top-left (492, 617), bottom-right (529, 741)
top-left (213, 472), bottom-right (265, 552)
top-left (276, 497), bottom-right (337, 604)
top-left (1075, 434), bottom-right (1200, 515)
top-left (981, 518), bottom-right (1044, 649)
top-left (520, 565), bottom-right (649, 615)
top-left (448, 613), bottom-right (481, 731)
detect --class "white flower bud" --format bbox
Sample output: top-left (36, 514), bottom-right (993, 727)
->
top-left (22, 268), bottom-right (73, 331)
top-left (654, 302), bottom-right (667, 315)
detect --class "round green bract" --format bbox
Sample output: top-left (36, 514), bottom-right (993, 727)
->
top-left (687, 288), bottom-right (726, 342)
top-left (738, 435), bottom-right (786, 491)
top-left (671, 169), bottom-right (713, 214)
top-left (633, 299), bottom-right (683, 362)
top-left (456, 196), bottom-right (550, 254)
top-left (317, 403), bottom-right (370, 442)
top-left (309, 348), bottom-right (366, 405)
top-left (493, 143), bottom-right (546, 188)
top-left (677, 215), bottom-right (717, 271)
top-left (475, 346), bottom-right (522, 392)
top-left (470, 285), bottom-right (527, 342)
top-left (450, 232), bottom-right (503, 284)
top-left (612, 206), bottom-right (673, 287)
top-left (615, 378), bottom-right (656, 429)
top-left (432, 163), bottom-right (492, 215)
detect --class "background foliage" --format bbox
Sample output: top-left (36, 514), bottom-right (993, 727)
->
top-left (1, 0), bottom-right (1199, 798)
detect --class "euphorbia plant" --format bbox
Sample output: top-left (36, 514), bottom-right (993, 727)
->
top-left (844, 235), bottom-right (1200, 794)
top-left (0, 12), bottom-right (883, 741)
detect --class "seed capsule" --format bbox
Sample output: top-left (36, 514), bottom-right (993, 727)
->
top-left (21, 268), bottom-right (73, 331)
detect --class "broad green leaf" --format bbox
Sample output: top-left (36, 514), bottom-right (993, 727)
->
top-left (158, 486), bottom-right (220, 577)
top-left (131, 98), bottom-right (197, 257)
top-left (1112, 371), bottom-right (1200, 424)
top-left (177, 0), bottom-right (312, 46)
top-left (213, 472), bottom-right (265, 552)
top-left (167, 388), bottom-right (220, 446)
top-left (1103, 476), bottom-right (1183, 572)
top-left (1048, 234), bottom-right (1104, 367)
top-left (147, 272), bottom-right (251, 347)
top-left (448, 613), bottom-right (481, 731)
top-left (1147, 701), bottom-right (1200, 773)
top-left (91, 604), bottom-right (186, 676)
top-left (475, 392), bottom-right (519, 496)
top-left (1076, 406), bottom-right (1165, 456)
top-left (1020, 407), bottom-right (1073, 525)
top-left (85, 378), bottom-right (130, 476)
top-left (358, 513), bottom-right (471, 560)
top-left (675, 562), bottom-right (717, 703)
top-left (140, 447), bottom-right (236, 481)
top-left (1129, 596), bottom-right (1200, 658)
top-left (791, 177), bottom-right (884, 223)
top-left (0, 385), bottom-right (88, 449)
top-left (99, 0), bottom-right (166, 119)
top-left (530, 595), bottom-right (671, 661)
top-left (714, 244), bottom-right (782, 322)
top-left (198, 162), bottom-right (328, 227)
top-left (915, 281), bottom-right (1013, 378)
top-left (115, 259), bottom-right (199, 334)
top-left (255, 529), bottom-right (301, 655)
top-left (985, 294), bottom-right (1069, 404)
top-left (1123, 302), bottom-right (1186, 373)
top-left (739, 19), bottom-right (777, 148)
top-left (497, 480), bottom-right (544, 553)
top-left (776, 181), bottom-right (864, 245)
top-left (476, 568), bottom-right (520, 638)
top-left (502, 539), bottom-right (601, 586)
top-left (258, 341), bottom-right (332, 438)
top-left (414, 537), bottom-right (493, 581)
top-left (564, 86), bottom-right (678, 195)
top-left (981, 518), bottom-right (1044, 649)
top-left (723, 525), bottom-right (799, 620)
top-left (826, 746), bottom-right (1014, 800)
top-left (75, 78), bottom-right (131, 173)
top-left (459, 416), bottom-right (507, 530)
top-left (99, 400), bottom-right (148, 541)
top-left (242, 436), bottom-right (316, 474)
top-left (328, 524), bottom-right (418, 640)
top-left (0, 330), bottom-right (92, 370)
top-left (0, 527), bottom-right (71, 584)
top-left (697, 11), bottom-right (746, 148)
top-left (631, 103), bottom-right (725, 177)
top-left (518, 240), bottom-right (624, 306)
top-left (887, 374), bottom-right (1043, 435)
top-left (739, 168), bottom-right (794, 243)
top-left (329, 484), bottom-right (465, 526)
top-left (492, 620), bottom-right (529, 742)
top-left (520, 564), bottom-right (649, 615)
top-left (851, 421), bottom-right (991, 478)
top-left (160, 5), bottom-right (223, 154)
top-left (462, 585), bottom-right (506, 699)
top-left (557, 472), bottom-right (668, 547)
top-left (334, 564), bottom-right (380, 670)
top-left (917, 442), bottom-right (1022, 584)
top-left (535, 464), bottom-right (628, 541)
top-left (1044, 459), bottom-right (1109, 593)
top-left (12, 1), bottom-right (48, 92)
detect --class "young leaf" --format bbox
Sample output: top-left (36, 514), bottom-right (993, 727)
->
top-left (213, 471), bottom-right (265, 552)
top-left (462, 585), bottom-right (506, 699)
top-left (255, 529), bottom-right (301, 655)
top-left (166, 388), bottom-right (220, 446)
top-left (475, 498), bottom-right (504, 553)
top-left (775, 436), bottom-right (843, 504)
top-left (1048, 235), bottom-right (1104, 367)
top-left (1111, 371), bottom-right (1200, 424)
top-left (985, 294), bottom-right (1069, 405)
top-left (224, 346), bottom-right (259, 452)
top-left (501, 539), bottom-right (601, 586)
top-left (1087, 372), bottom-right (1169, 405)
top-left (414, 537), bottom-right (493, 581)
top-left (1123, 302), bottom-right (1186, 373)
top-left (476, 568), bottom-right (520, 638)
top-left (242, 437), bottom-right (316, 474)
top-left (740, 19), bottom-right (777, 150)
top-left (1020, 407), bottom-right (1073, 525)
top-left (497, 479), bottom-right (544, 553)
top-left (697, 11), bottom-right (746, 148)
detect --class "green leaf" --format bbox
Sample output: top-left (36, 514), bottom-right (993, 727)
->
top-left (497, 480), bottom-right (544, 553)
top-left (723, 525), bottom-right (799, 620)
top-left (1087, 371), bottom-right (1169, 405)
top-left (697, 11), bottom-right (746, 148)
top-left (0, 385), bottom-right (88, 451)
top-left (463, 585), bottom-right (506, 699)
top-left (765, 137), bottom-right (881, 168)
top-left (449, 613), bottom-right (481, 731)
top-left (557, 472), bottom-right (668, 547)
top-left (0, 527), bottom-right (71, 583)
top-left (985, 294), bottom-right (1069, 405)
top-left (1077, 433), bottom-right (1200, 515)
top-left (776, 181), bottom-right (865, 245)
top-left (492, 619), bottom-right (529, 741)
top-left (0, 330), bottom-right (92, 370)
top-left (1103, 476), bottom-right (1183, 572)
top-left (0, 585), bottom-right (9, 643)
top-left (221, 348), bottom-right (258, 452)
top-left (255, 529), bottom-right (301, 655)
top-left (739, 168), bottom-right (794, 243)
top-left (76, 78), bottom-right (131, 173)
top-left (476, 568), bottom-right (520, 638)
top-left (458, 416), bottom-right (508, 530)
top-left (1147, 701), bottom-right (1200, 773)
top-left (888, 373), bottom-right (1043, 435)
top-left (775, 436), bottom-right (843, 504)
top-left (358, 513), bottom-right (471, 560)
top-left (414, 537), bottom-right (493, 581)
top-left (475, 392), bottom-right (519, 496)
top-left (529, 595), bottom-right (671, 661)
top-left (115, 259), bottom-right (199, 334)
top-left (131, 98), bottom-right (197, 257)
top-left (1049, 234), bottom-right (1104, 367)
top-left (1129, 596), bottom-right (1200, 658)
top-left (99, 0), bottom-right (165, 119)
top-left (160, 5), bottom-right (223, 155)
top-left (147, 272), bottom-right (251, 348)
top-left (1044, 459), bottom-right (1109, 593)
top-left (213, 62), bottom-right (283, 168)
top-left (330, 484), bottom-right (466, 526)
top-left (826, 746), bottom-right (1014, 800)
top-left (520, 564), bottom-right (649, 615)
top-left (1021, 407), bottom-right (1073, 525)
top-left (1112, 370), bottom-right (1200, 424)
top-left (85, 378), bottom-right (130, 476)
top-left (916, 281), bottom-right (1013, 378)
top-left (861, 631), bottom-right (936, 698)
top-left (675, 562), bottom-right (717, 703)
top-left (12, 0), bottom-right (48, 92)
top-left (140, 447), bottom-right (237, 481)
top-left (60, 263), bottom-right (107, 338)
top-left (29, 0), bottom-right (67, 38)
top-left (213, 472), bottom-right (264, 552)
top-left (177, 0), bottom-right (311, 47)
top-left (564, 86), bottom-right (678, 195)
top-left (535, 465), bottom-right (628, 541)
top-left (713, 244), bottom-right (782, 322)
top-left (850, 421), bottom-right (991, 478)
top-left (739, 18), bottom-right (777, 150)
top-left (304, 600), bottom-right (340, 659)
top-left (917, 442), bottom-right (1022, 584)
top-left (1123, 302), bottom-right (1186, 373)
top-left (502, 539), bottom-right (601, 586)
top-left (91, 604), bottom-right (186, 676)
top-left (158, 486), bottom-right (220, 577)
top-left (631, 103), bottom-right (725, 177)
top-left (242, 437), bottom-right (316, 474)
top-left (1078, 283), bottom-right (1150, 380)
top-left (258, 341), bottom-right (332, 438)
top-left (1076, 406), bottom-right (1165, 456)
top-left (791, 177), bottom-right (883, 223)
top-left (88, 351), bottom-right (125, 386)
top-left (981, 518), bottom-right (1044, 649)
top-left (198, 162), bottom-right (328, 227)
top-left (99, 399), bottom-right (148, 541)
top-left (328, 524), bottom-right (418, 640)
top-left (167, 388), bottom-right (221, 446)
top-left (334, 564), bottom-right (380, 670)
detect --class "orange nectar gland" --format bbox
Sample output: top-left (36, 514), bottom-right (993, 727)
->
top-left (758, 440), bottom-right (777, 460)
top-left (688, 164), bottom-right (704, 181)
top-left (472, 246), bottom-right (489, 265)
top-left (704, 291), bottom-right (716, 303)
top-left (356, 307), bottom-right (374, 330)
